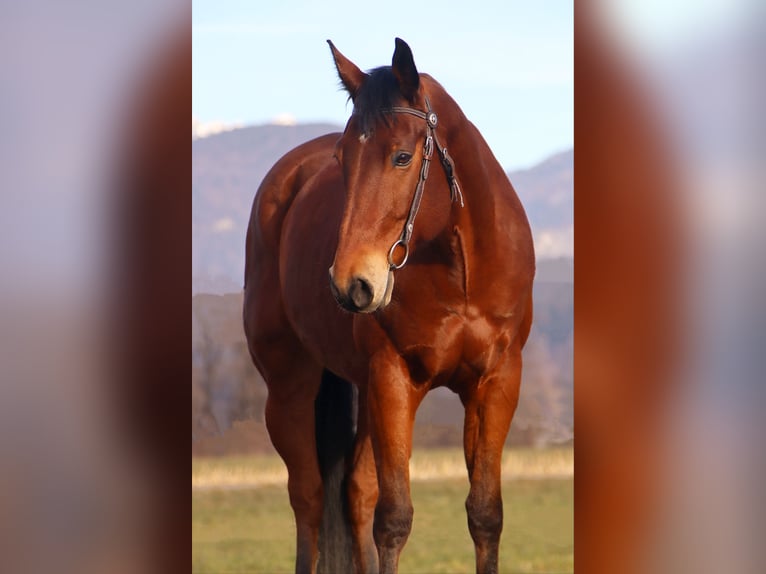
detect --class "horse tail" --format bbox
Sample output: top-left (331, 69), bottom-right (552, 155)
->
top-left (315, 369), bottom-right (356, 573)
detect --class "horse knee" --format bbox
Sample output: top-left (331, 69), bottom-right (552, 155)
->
top-left (466, 491), bottom-right (503, 543)
top-left (289, 479), bottom-right (324, 529)
top-left (373, 499), bottom-right (413, 549)
top-left (348, 471), bottom-right (378, 517)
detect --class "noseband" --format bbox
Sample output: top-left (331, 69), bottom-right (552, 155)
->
top-left (384, 97), bottom-right (464, 270)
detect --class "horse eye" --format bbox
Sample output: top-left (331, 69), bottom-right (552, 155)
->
top-left (393, 151), bottom-right (413, 167)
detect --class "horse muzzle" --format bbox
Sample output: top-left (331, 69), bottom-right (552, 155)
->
top-left (328, 265), bottom-right (395, 314)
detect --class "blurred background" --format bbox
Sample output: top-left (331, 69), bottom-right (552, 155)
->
top-left (0, 2), bottom-right (190, 573)
top-left (192, 5), bottom-right (574, 571)
top-left (574, 1), bottom-right (765, 573)
top-left (0, 1), bottom-right (762, 572)
top-left (192, 1), bottom-right (574, 454)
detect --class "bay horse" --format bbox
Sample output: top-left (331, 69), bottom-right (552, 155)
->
top-left (243, 38), bottom-right (534, 574)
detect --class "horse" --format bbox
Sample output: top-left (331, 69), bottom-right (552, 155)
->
top-left (243, 38), bottom-right (535, 574)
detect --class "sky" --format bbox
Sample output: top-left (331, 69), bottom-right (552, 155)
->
top-left (193, 1), bottom-right (573, 171)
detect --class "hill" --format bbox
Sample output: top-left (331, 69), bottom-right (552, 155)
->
top-left (508, 149), bottom-right (573, 259)
top-left (193, 123), bottom-right (341, 286)
top-left (193, 124), bottom-right (573, 292)
top-left (192, 124), bottom-right (573, 452)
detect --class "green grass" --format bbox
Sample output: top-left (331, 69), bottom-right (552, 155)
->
top-left (193, 486), bottom-right (295, 574)
top-left (193, 449), bottom-right (573, 574)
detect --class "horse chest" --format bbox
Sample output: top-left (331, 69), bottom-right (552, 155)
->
top-left (387, 306), bottom-right (507, 385)
top-left (461, 312), bottom-right (506, 372)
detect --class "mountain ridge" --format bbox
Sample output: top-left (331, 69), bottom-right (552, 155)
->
top-left (193, 123), bottom-right (572, 291)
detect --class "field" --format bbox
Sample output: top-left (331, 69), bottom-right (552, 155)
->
top-left (193, 448), bottom-right (573, 574)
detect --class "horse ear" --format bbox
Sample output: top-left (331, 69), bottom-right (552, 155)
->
top-left (391, 38), bottom-right (419, 103)
top-left (327, 40), bottom-right (368, 101)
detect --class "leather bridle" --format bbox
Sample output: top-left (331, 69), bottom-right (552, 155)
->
top-left (381, 97), bottom-right (464, 270)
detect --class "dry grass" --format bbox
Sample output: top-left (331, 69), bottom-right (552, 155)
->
top-left (410, 447), bottom-right (573, 481)
top-left (192, 453), bottom-right (287, 490)
top-left (192, 447), bottom-right (572, 491)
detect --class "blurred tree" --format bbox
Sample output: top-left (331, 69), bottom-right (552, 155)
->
top-left (511, 334), bottom-right (572, 446)
top-left (192, 305), bottom-right (220, 439)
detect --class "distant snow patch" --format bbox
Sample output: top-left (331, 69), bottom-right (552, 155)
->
top-left (192, 115), bottom-right (244, 140)
top-left (270, 113), bottom-right (297, 126)
top-left (212, 217), bottom-right (235, 233)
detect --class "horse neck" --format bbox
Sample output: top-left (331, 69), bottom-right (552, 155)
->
top-left (419, 89), bottom-right (529, 303)
top-left (429, 94), bottom-right (505, 254)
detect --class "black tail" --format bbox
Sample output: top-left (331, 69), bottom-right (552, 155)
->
top-left (315, 369), bottom-right (356, 573)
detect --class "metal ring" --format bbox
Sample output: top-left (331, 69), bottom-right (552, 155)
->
top-left (388, 239), bottom-right (410, 270)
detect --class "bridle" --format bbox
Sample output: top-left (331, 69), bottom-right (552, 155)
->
top-left (382, 97), bottom-right (464, 270)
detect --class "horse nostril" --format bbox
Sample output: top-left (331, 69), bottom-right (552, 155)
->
top-left (348, 276), bottom-right (373, 310)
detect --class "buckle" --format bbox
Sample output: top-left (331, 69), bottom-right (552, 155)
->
top-left (424, 135), bottom-right (434, 158)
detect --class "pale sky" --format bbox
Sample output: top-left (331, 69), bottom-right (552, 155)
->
top-left (193, 1), bottom-right (573, 170)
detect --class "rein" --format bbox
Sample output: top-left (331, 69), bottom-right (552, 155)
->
top-left (384, 97), bottom-right (464, 270)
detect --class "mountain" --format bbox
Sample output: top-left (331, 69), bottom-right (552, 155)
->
top-left (193, 123), bottom-right (342, 287)
top-left (192, 125), bottom-right (573, 449)
top-left (507, 149), bottom-right (573, 259)
top-left (193, 123), bottom-right (573, 292)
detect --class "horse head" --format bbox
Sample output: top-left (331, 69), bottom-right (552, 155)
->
top-left (327, 38), bottom-right (462, 313)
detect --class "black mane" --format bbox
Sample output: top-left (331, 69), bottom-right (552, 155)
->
top-left (352, 66), bottom-right (403, 135)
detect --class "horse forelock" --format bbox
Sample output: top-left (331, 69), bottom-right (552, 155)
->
top-left (352, 66), bottom-right (403, 135)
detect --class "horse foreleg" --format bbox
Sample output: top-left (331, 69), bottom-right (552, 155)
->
top-left (264, 362), bottom-right (323, 574)
top-left (367, 356), bottom-right (424, 574)
top-left (461, 345), bottom-right (522, 574)
top-left (347, 385), bottom-right (379, 574)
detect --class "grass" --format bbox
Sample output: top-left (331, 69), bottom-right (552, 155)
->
top-left (193, 448), bottom-right (573, 574)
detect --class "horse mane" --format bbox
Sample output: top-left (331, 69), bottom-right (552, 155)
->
top-left (352, 66), bottom-right (403, 135)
